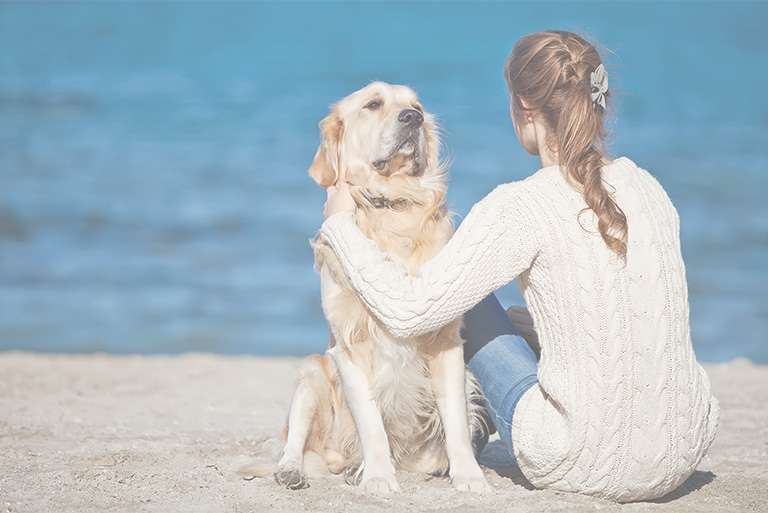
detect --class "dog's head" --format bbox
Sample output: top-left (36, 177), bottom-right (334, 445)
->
top-left (308, 82), bottom-right (440, 189)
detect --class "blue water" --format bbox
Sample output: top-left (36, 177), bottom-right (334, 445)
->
top-left (1, 1), bottom-right (766, 362)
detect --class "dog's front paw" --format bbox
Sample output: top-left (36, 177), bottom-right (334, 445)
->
top-left (359, 472), bottom-right (401, 495)
top-left (451, 470), bottom-right (493, 493)
top-left (274, 463), bottom-right (309, 490)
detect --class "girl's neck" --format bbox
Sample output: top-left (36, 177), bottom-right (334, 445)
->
top-left (530, 115), bottom-right (558, 168)
top-left (540, 152), bottom-right (558, 168)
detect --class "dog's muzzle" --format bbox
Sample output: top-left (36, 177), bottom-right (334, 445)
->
top-left (371, 109), bottom-right (426, 174)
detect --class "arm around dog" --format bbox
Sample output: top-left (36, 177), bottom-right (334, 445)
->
top-left (319, 184), bottom-right (541, 339)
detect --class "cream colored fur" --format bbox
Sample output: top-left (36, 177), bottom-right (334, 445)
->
top-left (240, 83), bottom-right (490, 494)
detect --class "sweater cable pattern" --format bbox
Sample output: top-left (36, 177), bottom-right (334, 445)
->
top-left (319, 158), bottom-right (718, 501)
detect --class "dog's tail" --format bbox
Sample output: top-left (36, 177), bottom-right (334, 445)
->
top-left (238, 451), bottom-right (335, 480)
top-left (237, 460), bottom-right (277, 478)
top-left (237, 436), bottom-right (284, 478)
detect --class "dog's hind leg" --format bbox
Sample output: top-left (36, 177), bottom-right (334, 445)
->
top-left (274, 356), bottom-right (326, 489)
top-left (432, 343), bottom-right (493, 493)
top-left (329, 346), bottom-right (401, 494)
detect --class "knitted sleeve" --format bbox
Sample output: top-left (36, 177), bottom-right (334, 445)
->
top-left (318, 185), bottom-right (541, 338)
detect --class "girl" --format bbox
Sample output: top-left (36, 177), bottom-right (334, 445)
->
top-left (320, 30), bottom-right (718, 502)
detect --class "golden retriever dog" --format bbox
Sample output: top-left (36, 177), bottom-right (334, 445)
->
top-left (241, 82), bottom-right (491, 494)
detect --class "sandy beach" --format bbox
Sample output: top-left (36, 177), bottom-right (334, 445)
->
top-left (1, 352), bottom-right (765, 512)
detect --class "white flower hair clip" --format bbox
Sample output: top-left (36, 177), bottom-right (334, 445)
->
top-left (590, 63), bottom-right (608, 111)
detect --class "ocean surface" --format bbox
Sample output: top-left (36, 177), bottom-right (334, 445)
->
top-left (1, 1), bottom-right (766, 363)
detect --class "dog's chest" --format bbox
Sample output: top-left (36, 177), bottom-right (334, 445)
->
top-left (368, 338), bottom-right (442, 437)
top-left (360, 212), bottom-right (448, 273)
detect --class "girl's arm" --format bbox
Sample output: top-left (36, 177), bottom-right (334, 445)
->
top-left (319, 185), bottom-right (540, 338)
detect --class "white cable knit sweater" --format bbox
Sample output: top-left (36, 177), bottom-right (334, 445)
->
top-left (319, 158), bottom-right (719, 501)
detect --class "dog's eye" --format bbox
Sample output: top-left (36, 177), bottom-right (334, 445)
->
top-left (364, 100), bottom-right (381, 111)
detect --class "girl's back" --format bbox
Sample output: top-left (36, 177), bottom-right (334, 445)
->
top-left (510, 157), bottom-right (719, 501)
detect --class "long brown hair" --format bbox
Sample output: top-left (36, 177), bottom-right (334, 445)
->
top-left (505, 30), bottom-right (628, 256)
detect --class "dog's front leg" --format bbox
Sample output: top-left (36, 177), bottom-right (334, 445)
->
top-left (329, 346), bottom-right (400, 494)
top-left (433, 343), bottom-right (493, 493)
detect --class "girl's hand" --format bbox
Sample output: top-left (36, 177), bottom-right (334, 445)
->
top-left (324, 180), bottom-right (355, 219)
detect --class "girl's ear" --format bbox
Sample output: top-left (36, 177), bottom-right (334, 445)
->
top-left (509, 94), bottom-right (522, 123)
top-left (308, 111), bottom-right (344, 188)
top-left (510, 95), bottom-right (536, 127)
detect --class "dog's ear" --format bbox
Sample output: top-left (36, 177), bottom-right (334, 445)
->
top-left (308, 111), bottom-right (344, 188)
top-left (422, 111), bottom-right (440, 171)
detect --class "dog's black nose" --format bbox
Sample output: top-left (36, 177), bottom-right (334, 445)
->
top-left (398, 108), bottom-right (423, 127)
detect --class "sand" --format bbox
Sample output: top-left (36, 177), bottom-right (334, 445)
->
top-left (0, 352), bottom-right (765, 513)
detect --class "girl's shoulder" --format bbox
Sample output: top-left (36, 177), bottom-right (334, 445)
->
top-left (484, 157), bottom-right (667, 208)
top-left (471, 166), bottom-right (567, 223)
top-left (604, 157), bottom-right (673, 200)
top-left (492, 163), bottom-right (564, 196)
top-left (490, 157), bottom-right (672, 210)
top-left (604, 157), bottom-right (659, 186)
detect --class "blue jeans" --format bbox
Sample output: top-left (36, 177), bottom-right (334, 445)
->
top-left (463, 293), bottom-right (539, 459)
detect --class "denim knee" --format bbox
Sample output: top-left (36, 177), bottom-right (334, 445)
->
top-left (467, 333), bottom-right (538, 460)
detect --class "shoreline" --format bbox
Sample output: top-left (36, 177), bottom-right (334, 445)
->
top-left (1, 352), bottom-right (765, 512)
